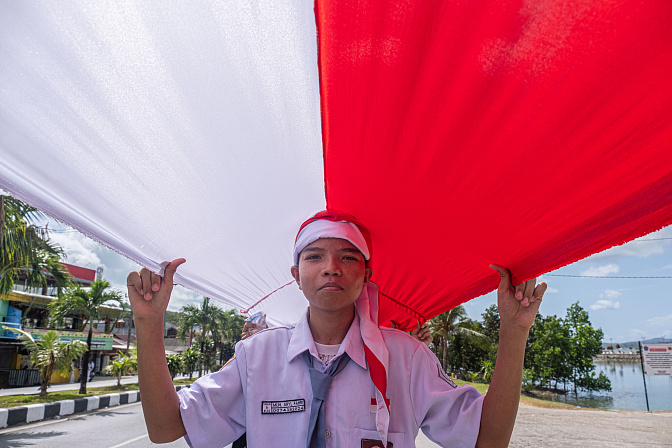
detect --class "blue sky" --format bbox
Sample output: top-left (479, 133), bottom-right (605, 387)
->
top-left (464, 226), bottom-right (672, 343)
top-left (44, 216), bottom-right (671, 344)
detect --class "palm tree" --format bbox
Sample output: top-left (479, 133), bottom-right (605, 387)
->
top-left (429, 305), bottom-right (489, 372)
top-left (181, 347), bottom-right (200, 380)
top-left (214, 309), bottom-right (245, 365)
top-left (177, 297), bottom-right (228, 376)
top-left (166, 354), bottom-right (183, 380)
top-left (4, 327), bottom-right (87, 396)
top-left (105, 350), bottom-right (137, 386)
top-left (0, 195), bottom-right (71, 297)
top-left (50, 278), bottom-right (124, 393)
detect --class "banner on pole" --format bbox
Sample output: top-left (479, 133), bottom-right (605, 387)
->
top-left (642, 344), bottom-right (672, 376)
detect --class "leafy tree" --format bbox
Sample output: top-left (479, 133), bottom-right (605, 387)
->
top-left (445, 319), bottom-right (490, 376)
top-left (563, 302), bottom-right (610, 393)
top-left (166, 354), bottom-right (183, 380)
top-left (105, 350), bottom-right (137, 386)
top-left (216, 310), bottom-right (245, 364)
top-left (4, 327), bottom-right (87, 396)
top-left (527, 315), bottom-right (571, 389)
top-left (429, 305), bottom-right (489, 373)
top-left (480, 304), bottom-right (500, 342)
top-left (181, 347), bottom-right (200, 380)
top-left (0, 195), bottom-right (71, 297)
top-left (177, 297), bottom-right (232, 376)
top-left (50, 278), bottom-right (124, 394)
top-left (480, 359), bottom-right (495, 383)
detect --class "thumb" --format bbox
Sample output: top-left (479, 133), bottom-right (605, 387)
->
top-left (489, 264), bottom-right (512, 290)
top-left (163, 258), bottom-right (186, 285)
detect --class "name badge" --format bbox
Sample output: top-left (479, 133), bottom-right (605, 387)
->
top-left (261, 399), bottom-right (306, 414)
top-left (361, 439), bottom-right (393, 448)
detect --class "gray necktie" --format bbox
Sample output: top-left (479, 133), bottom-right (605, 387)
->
top-left (303, 350), bottom-right (351, 448)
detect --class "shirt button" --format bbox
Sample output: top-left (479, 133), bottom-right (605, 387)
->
top-left (325, 429), bottom-right (331, 438)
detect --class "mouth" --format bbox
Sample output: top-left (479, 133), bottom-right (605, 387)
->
top-left (319, 282), bottom-right (344, 291)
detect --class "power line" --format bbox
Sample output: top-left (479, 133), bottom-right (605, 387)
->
top-left (630, 237), bottom-right (672, 242)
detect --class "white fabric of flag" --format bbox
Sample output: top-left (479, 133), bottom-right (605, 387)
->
top-left (0, 1), bottom-right (324, 323)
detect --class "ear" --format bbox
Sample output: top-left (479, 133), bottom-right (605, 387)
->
top-left (364, 267), bottom-right (373, 283)
top-left (291, 265), bottom-right (302, 290)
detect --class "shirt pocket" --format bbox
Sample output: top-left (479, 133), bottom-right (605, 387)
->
top-left (350, 428), bottom-right (405, 448)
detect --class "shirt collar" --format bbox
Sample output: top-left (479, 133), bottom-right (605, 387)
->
top-left (287, 307), bottom-right (367, 370)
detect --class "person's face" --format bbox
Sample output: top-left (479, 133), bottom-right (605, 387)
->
top-left (291, 237), bottom-right (372, 315)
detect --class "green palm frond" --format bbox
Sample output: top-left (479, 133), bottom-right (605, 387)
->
top-left (1, 195), bottom-right (68, 296)
top-left (3, 326), bottom-right (40, 353)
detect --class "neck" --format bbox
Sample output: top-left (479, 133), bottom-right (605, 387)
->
top-left (308, 306), bottom-right (355, 345)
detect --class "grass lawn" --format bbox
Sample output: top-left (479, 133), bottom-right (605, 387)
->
top-left (0, 378), bottom-right (203, 409)
top-left (453, 379), bottom-right (584, 410)
top-left (0, 384), bottom-right (140, 409)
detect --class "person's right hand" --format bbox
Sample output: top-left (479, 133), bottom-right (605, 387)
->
top-left (126, 258), bottom-right (186, 321)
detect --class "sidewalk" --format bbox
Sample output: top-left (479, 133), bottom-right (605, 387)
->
top-left (0, 375), bottom-right (141, 396)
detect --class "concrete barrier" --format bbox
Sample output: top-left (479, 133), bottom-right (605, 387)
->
top-left (0, 385), bottom-right (191, 429)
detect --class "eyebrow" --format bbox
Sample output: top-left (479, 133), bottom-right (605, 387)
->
top-left (302, 247), bottom-right (362, 255)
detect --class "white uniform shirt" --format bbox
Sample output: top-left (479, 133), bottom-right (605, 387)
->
top-left (178, 310), bottom-right (484, 448)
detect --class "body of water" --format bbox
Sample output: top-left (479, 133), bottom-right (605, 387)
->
top-left (549, 361), bottom-right (672, 411)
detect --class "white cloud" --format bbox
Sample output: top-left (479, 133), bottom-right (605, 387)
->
top-left (537, 277), bottom-right (558, 293)
top-left (50, 230), bottom-right (102, 268)
top-left (629, 328), bottom-right (647, 339)
top-left (599, 290), bottom-right (622, 300)
top-left (590, 299), bottom-right (620, 311)
top-left (647, 314), bottom-right (672, 328)
top-left (168, 285), bottom-right (207, 312)
top-left (581, 264), bottom-right (619, 277)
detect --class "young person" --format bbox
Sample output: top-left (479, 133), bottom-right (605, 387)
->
top-left (127, 210), bottom-right (546, 447)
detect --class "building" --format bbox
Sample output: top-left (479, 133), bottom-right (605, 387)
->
top-left (0, 263), bottom-right (128, 388)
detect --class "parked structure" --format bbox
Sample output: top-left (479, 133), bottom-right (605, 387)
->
top-left (0, 263), bottom-right (127, 388)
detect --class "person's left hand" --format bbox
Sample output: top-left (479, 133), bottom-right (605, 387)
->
top-left (490, 264), bottom-right (547, 332)
top-left (241, 321), bottom-right (262, 340)
top-left (410, 321), bottom-right (433, 347)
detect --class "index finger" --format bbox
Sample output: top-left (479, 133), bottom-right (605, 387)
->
top-left (126, 271), bottom-right (143, 295)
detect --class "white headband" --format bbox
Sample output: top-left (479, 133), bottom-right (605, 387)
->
top-left (293, 220), bottom-right (370, 265)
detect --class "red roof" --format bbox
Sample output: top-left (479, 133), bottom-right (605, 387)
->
top-left (61, 263), bottom-right (96, 283)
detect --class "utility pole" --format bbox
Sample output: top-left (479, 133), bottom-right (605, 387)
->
top-left (126, 310), bottom-right (133, 353)
top-left (638, 340), bottom-right (650, 412)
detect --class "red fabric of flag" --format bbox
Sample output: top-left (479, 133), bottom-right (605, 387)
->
top-left (316, 0), bottom-right (672, 330)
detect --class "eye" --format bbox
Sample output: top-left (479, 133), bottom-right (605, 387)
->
top-left (343, 255), bottom-right (359, 261)
top-left (304, 254), bottom-right (320, 260)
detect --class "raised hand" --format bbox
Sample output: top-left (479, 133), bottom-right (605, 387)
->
top-left (410, 321), bottom-right (433, 347)
top-left (126, 258), bottom-right (186, 321)
top-left (490, 264), bottom-right (547, 331)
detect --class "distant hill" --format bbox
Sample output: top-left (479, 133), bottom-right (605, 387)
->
top-left (602, 337), bottom-right (668, 349)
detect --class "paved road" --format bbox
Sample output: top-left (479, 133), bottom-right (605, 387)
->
top-left (3, 399), bottom-right (669, 447)
top-left (0, 402), bottom-right (189, 448)
top-left (0, 401), bottom-right (444, 447)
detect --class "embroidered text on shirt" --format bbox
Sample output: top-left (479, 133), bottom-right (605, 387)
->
top-left (261, 399), bottom-right (306, 414)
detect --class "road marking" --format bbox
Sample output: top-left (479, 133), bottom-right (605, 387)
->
top-left (107, 434), bottom-right (148, 447)
top-left (0, 401), bottom-right (141, 434)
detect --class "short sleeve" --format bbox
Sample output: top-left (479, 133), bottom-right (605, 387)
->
top-left (177, 346), bottom-right (247, 448)
top-left (410, 344), bottom-right (484, 447)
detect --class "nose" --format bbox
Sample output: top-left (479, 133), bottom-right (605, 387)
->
top-left (321, 254), bottom-right (342, 276)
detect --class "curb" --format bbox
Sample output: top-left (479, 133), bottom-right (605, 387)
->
top-left (0, 385), bottom-right (191, 429)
